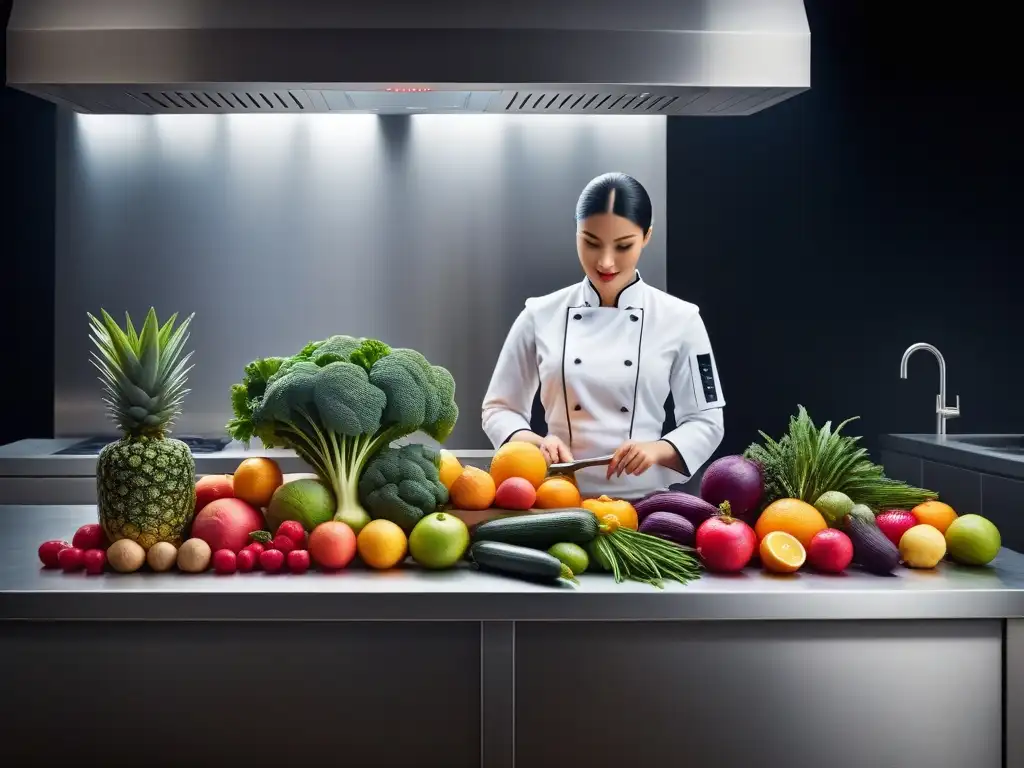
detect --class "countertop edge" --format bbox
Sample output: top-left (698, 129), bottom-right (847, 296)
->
top-left (880, 434), bottom-right (1024, 481)
top-left (3, 589), bottom-right (1022, 622)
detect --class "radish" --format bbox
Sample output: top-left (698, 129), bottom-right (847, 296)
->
top-left (260, 549), bottom-right (285, 573)
top-left (272, 534), bottom-right (297, 554)
top-left (287, 550), bottom-right (311, 574)
top-left (83, 549), bottom-right (107, 575)
top-left (276, 520), bottom-right (308, 549)
top-left (38, 540), bottom-right (71, 568)
top-left (236, 549), bottom-right (257, 572)
top-left (73, 524), bottom-right (107, 551)
top-left (213, 549), bottom-right (237, 575)
top-left (695, 503), bottom-right (757, 573)
top-left (58, 547), bottom-right (85, 572)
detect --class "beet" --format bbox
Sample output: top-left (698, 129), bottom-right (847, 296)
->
top-left (699, 456), bottom-right (764, 518)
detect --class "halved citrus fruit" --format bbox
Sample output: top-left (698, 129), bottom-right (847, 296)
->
top-left (760, 530), bottom-right (806, 574)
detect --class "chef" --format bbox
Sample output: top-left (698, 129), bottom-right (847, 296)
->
top-left (481, 172), bottom-right (726, 499)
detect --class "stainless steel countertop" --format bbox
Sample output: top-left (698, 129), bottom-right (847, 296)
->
top-left (3, 505), bottom-right (1023, 622)
top-left (0, 438), bottom-right (495, 476)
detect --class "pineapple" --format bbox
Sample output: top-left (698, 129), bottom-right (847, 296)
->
top-left (88, 308), bottom-right (197, 549)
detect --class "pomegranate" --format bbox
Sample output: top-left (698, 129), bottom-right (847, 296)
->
top-left (875, 509), bottom-right (918, 547)
top-left (807, 529), bottom-right (854, 573)
top-left (695, 504), bottom-right (757, 573)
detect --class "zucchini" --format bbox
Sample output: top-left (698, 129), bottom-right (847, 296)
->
top-left (471, 541), bottom-right (577, 585)
top-left (470, 508), bottom-right (599, 549)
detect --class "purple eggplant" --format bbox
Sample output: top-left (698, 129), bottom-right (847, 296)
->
top-left (634, 491), bottom-right (719, 526)
top-left (639, 511), bottom-right (696, 546)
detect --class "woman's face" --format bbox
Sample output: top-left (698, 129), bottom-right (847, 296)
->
top-left (576, 212), bottom-right (651, 297)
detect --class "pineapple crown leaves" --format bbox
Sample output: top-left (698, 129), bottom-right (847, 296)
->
top-left (87, 308), bottom-right (195, 435)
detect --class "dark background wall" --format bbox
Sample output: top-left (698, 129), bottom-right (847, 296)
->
top-left (3, 1), bottom-right (1022, 454)
top-left (668, 2), bottom-right (1022, 458)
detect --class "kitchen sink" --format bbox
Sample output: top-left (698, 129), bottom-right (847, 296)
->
top-left (950, 435), bottom-right (1024, 455)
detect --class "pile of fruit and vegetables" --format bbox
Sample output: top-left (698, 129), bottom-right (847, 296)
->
top-left (38, 309), bottom-right (1004, 585)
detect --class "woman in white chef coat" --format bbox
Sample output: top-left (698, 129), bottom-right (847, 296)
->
top-left (481, 172), bottom-right (726, 499)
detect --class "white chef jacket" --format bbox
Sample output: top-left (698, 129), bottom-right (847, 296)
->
top-left (482, 273), bottom-right (725, 499)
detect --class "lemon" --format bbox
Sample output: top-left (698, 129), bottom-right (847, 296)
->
top-left (356, 519), bottom-right (408, 570)
top-left (759, 531), bottom-right (806, 574)
top-left (898, 524), bottom-right (946, 569)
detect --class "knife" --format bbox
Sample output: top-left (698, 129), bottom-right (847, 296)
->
top-left (547, 455), bottom-right (614, 477)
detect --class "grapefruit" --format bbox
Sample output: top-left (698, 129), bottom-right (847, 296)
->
top-left (195, 474), bottom-right (234, 514)
top-left (754, 498), bottom-right (828, 549)
top-left (309, 521), bottom-right (357, 570)
top-left (489, 442), bottom-right (548, 489)
top-left (191, 498), bottom-right (266, 553)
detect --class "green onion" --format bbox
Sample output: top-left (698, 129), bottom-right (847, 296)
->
top-left (598, 526), bottom-right (702, 589)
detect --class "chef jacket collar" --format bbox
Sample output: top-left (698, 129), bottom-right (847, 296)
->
top-left (580, 271), bottom-right (646, 309)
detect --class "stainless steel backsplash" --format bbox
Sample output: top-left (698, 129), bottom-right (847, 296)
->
top-left (54, 112), bottom-right (667, 447)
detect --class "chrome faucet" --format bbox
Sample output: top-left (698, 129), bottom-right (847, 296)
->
top-left (900, 342), bottom-right (960, 435)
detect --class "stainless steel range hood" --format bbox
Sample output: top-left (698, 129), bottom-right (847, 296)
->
top-left (5, 0), bottom-right (810, 116)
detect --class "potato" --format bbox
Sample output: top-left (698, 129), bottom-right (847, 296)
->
top-left (177, 538), bottom-right (212, 573)
top-left (146, 541), bottom-right (178, 572)
top-left (106, 539), bottom-right (146, 573)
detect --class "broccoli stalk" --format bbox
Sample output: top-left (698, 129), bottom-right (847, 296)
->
top-left (226, 336), bottom-right (459, 533)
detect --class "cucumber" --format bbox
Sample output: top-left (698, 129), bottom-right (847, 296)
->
top-left (471, 541), bottom-right (577, 584)
top-left (471, 508), bottom-right (599, 549)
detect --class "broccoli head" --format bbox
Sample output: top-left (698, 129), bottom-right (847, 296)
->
top-left (358, 444), bottom-right (449, 533)
top-left (226, 335), bottom-right (460, 534)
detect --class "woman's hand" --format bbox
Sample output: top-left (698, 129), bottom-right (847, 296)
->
top-left (539, 435), bottom-right (573, 465)
top-left (606, 440), bottom-right (674, 478)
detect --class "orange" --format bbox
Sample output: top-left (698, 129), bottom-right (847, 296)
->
top-left (489, 442), bottom-right (548, 489)
top-left (760, 531), bottom-right (806, 573)
top-left (534, 477), bottom-right (582, 509)
top-left (232, 457), bottom-right (283, 508)
top-left (754, 498), bottom-right (827, 549)
top-left (911, 500), bottom-right (958, 534)
top-left (357, 519), bottom-right (408, 570)
top-left (582, 495), bottom-right (639, 531)
top-left (449, 466), bottom-right (497, 511)
top-left (438, 450), bottom-right (463, 491)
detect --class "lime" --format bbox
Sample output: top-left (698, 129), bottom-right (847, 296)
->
top-left (944, 514), bottom-right (1001, 566)
top-left (408, 512), bottom-right (470, 570)
top-left (547, 542), bottom-right (589, 575)
top-left (898, 524), bottom-right (946, 569)
top-left (814, 491), bottom-right (854, 528)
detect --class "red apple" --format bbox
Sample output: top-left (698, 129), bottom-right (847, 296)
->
top-left (191, 497), bottom-right (265, 553)
top-left (807, 529), bottom-right (854, 573)
top-left (875, 509), bottom-right (918, 547)
top-left (695, 513), bottom-right (757, 573)
top-left (494, 477), bottom-right (537, 510)
top-left (195, 474), bottom-right (235, 514)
